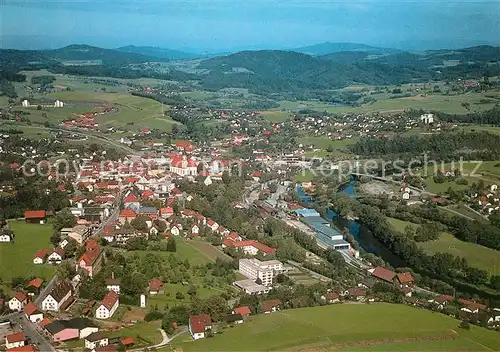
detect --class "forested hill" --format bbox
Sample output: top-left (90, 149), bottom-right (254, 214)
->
top-left (0, 44), bottom-right (167, 70)
top-left (196, 46), bottom-right (500, 92)
top-left (197, 50), bottom-right (432, 92)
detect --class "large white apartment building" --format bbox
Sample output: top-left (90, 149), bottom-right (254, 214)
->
top-left (238, 258), bottom-right (283, 287)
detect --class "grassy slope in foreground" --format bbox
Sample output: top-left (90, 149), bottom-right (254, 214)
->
top-left (173, 304), bottom-right (500, 351)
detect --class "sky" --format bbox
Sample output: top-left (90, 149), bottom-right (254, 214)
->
top-left (1, 0), bottom-right (499, 52)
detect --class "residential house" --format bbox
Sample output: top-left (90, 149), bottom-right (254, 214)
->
top-left (428, 295), bottom-right (454, 310)
top-left (118, 208), bottom-right (137, 224)
top-left (85, 332), bottom-right (109, 351)
top-left (24, 210), bottom-right (47, 224)
top-left (77, 240), bottom-right (103, 277)
top-left (347, 288), bottom-right (366, 301)
top-left (190, 223), bottom-right (199, 235)
top-left (24, 302), bottom-right (43, 323)
top-left (160, 207), bottom-right (174, 219)
top-left (223, 239), bottom-right (277, 256)
top-left (261, 299), bottom-right (281, 313)
top-left (458, 298), bottom-right (487, 314)
top-left (123, 193), bottom-right (140, 209)
top-left (395, 272), bottom-right (414, 287)
top-left (26, 278), bottom-right (44, 297)
top-left (41, 280), bottom-right (72, 312)
top-left (0, 229), bottom-right (13, 242)
top-left (232, 306), bottom-right (251, 318)
top-left (170, 224), bottom-right (181, 236)
top-left (47, 248), bottom-right (65, 264)
top-left (224, 313), bottom-right (243, 324)
top-left (206, 219), bottom-right (219, 232)
top-left (105, 278), bottom-right (121, 294)
top-left (189, 314), bottom-right (212, 340)
top-left (5, 332), bottom-right (25, 349)
top-left (149, 279), bottom-right (164, 295)
top-left (8, 292), bottom-right (28, 311)
top-left (95, 291), bottom-right (119, 319)
top-left (323, 291), bottom-right (340, 304)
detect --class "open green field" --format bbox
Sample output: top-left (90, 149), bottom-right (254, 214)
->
top-left (258, 110), bottom-right (292, 121)
top-left (0, 221), bottom-right (56, 291)
top-left (106, 321), bottom-right (163, 346)
top-left (320, 90), bottom-right (500, 114)
top-left (420, 160), bottom-right (500, 193)
top-left (387, 217), bottom-right (500, 276)
top-left (173, 304), bottom-right (500, 351)
top-left (298, 136), bottom-right (357, 149)
top-left (459, 124), bottom-right (500, 136)
top-left (184, 238), bottom-right (232, 262)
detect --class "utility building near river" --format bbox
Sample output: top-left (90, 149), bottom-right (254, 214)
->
top-left (295, 209), bottom-right (351, 251)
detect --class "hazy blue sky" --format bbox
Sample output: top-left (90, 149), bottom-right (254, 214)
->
top-left (2, 0), bottom-right (499, 51)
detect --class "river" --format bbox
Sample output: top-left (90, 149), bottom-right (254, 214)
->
top-left (297, 179), bottom-right (405, 267)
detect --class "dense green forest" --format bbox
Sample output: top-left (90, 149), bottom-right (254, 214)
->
top-left (352, 131), bottom-right (500, 160)
top-left (1, 44), bottom-right (498, 94)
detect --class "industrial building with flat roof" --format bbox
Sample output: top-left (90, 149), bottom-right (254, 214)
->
top-left (295, 211), bottom-right (351, 251)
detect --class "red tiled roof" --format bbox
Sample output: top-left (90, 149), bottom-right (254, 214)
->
top-left (233, 306), bottom-right (251, 316)
top-left (261, 299), bottom-right (281, 312)
top-left (24, 302), bottom-right (41, 316)
top-left (14, 292), bottom-right (27, 302)
top-left (371, 266), bottom-right (396, 282)
top-left (348, 288), bottom-right (366, 297)
top-left (124, 193), bottom-right (139, 203)
top-left (189, 314), bottom-right (212, 333)
top-left (396, 272), bottom-right (414, 284)
top-left (252, 171), bottom-right (262, 177)
top-left (119, 208), bottom-right (137, 218)
top-left (7, 332), bottom-right (25, 343)
top-left (149, 279), bottom-right (163, 292)
top-left (7, 346), bottom-right (36, 352)
top-left (24, 210), bottom-right (46, 219)
top-left (458, 298), bottom-right (487, 310)
top-left (120, 337), bottom-right (134, 346)
top-left (26, 278), bottom-right (44, 289)
top-left (34, 249), bottom-right (47, 259)
top-left (39, 318), bottom-right (51, 328)
top-left (160, 207), bottom-right (174, 215)
top-left (142, 190), bottom-right (154, 198)
top-left (175, 141), bottom-right (191, 148)
top-left (101, 290), bottom-right (119, 310)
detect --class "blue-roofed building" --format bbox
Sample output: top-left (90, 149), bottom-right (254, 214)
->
top-left (294, 209), bottom-right (320, 217)
top-left (299, 214), bottom-right (351, 251)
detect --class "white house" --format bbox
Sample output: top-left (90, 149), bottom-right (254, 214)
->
top-left (54, 100), bottom-right (64, 108)
top-left (189, 314), bottom-right (212, 340)
top-left (84, 332), bottom-right (108, 351)
top-left (0, 231), bottom-right (12, 242)
top-left (95, 291), bottom-right (119, 319)
top-left (105, 278), bottom-right (121, 294)
top-left (191, 224), bottom-right (199, 235)
top-left (47, 249), bottom-right (64, 264)
top-left (41, 281), bottom-right (72, 311)
top-left (22, 99), bottom-right (30, 107)
top-left (402, 192), bottom-right (410, 200)
top-left (5, 332), bottom-right (25, 349)
top-left (170, 225), bottom-right (181, 236)
top-left (8, 292), bottom-right (28, 311)
top-left (206, 219), bottom-right (219, 232)
top-left (33, 249), bottom-right (47, 264)
top-left (24, 302), bottom-right (44, 323)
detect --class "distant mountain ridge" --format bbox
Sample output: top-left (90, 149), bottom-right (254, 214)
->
top-left (293, 42), bottom-right (401, 56)
top-left (115, 45), bottom-right (199, 60)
